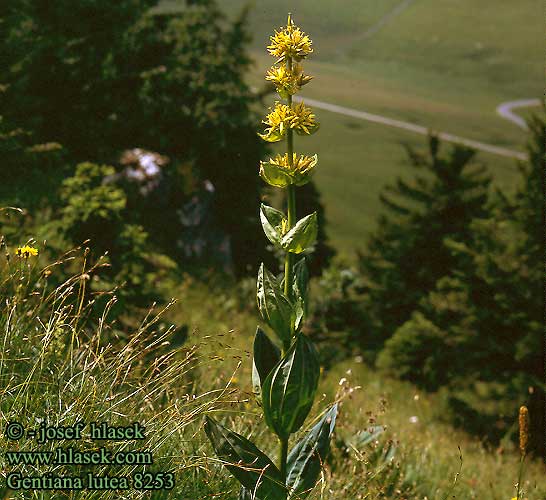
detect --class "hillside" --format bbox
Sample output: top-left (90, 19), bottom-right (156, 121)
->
top-left (157, 0), bottom-right (542, 255)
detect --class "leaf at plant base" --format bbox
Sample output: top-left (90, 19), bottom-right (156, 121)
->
top-left (281, 213), bottom-right (317, 254)
top-left (252, 327), bottom-right (281, 404)
top-left (286, 404), bottom-right (338, 499)
top-left (292, 258), bottom-right (309, 331)
top-left (260, 161), bottom-right (292, 188)
top-left (204, 416), bottom-right (286, 500)
top-left (261, 334), bottom-right (320, 439)
top-left (257, 264), bottom-right (293, 344)
top-left (260, 204), bottom-right (287, 247)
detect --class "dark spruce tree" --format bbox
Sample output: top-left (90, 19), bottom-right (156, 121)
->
top-left (1, 0), bottom-right (266, 275)
top-left (359, 134), bottom-right (492, 348)
top-left (378, 112), bottom-right (545, 455)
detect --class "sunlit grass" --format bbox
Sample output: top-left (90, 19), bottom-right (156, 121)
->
top-left (0, 242), bottom-right (238, 499)
top-left (1, 232), bottom-right (544, 499)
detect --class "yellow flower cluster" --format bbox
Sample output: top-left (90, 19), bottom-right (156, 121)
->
top-left (15, 245), bottom-right (38, 258)
top-left (259, 15), bottom-right (318, 188)
top-left (259, 102), bottom-right (292, 142)
top-left (260, 153), bottom-right (318, 187)
top-left (259, 101), bottom-right (319, 143)
top-left (267, 14), bottom-right (313, 62)
top-left (266, 63), bottom-right (312, 98)
top-left (289, 102), bottom-right (319, 135)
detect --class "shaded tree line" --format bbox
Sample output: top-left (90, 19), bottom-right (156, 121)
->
top-left (1, 0), bottom-right (266, 276)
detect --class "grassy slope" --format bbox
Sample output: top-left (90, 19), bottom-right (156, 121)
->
top-left (165, 281), bottom-right (546, 499)
top-left (1, 248), bottom-right (544, 498)
top-left (4, 3), bottom-right (544, 498)
top-left (235, 0), bottom-right (542, 141)
top-left (148, 6), bottom-right (546, 495)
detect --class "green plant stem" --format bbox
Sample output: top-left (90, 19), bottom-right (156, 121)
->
top-left (516, 453), bottom-right (526, 500)
top-left (279, 435), bottom-right (289, 481)
top-left (280, 56), bottom-right (295, 483)
top-left (282, 57), bottom-right (296, 353)
top-left (283, 181), bottom-right (295, 303)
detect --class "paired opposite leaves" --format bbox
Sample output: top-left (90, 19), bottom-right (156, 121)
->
top-left (252, 327), bottom-right (281, 404)
top-left (204, 417), bottom-right (286, 500)
top-left (260, 206), bottom-right (317, 255)
top-left (261, 334), bottom-right (320, 439)
top-left (286, 405), bottom-right (338, 499)
top-left (259, 155), bottom-right (318, 188)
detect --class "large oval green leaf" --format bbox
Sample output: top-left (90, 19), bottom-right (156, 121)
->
top-left (252, 327), bottom-right (281, 405)
top-left (286, 405), bottom-right (337, 499)
top-left (204, 416), bottom-right (286, 500)
top-left (256, 264), bottom-right (294, 344)
top-left (261, 334), bottom-right (320, 439)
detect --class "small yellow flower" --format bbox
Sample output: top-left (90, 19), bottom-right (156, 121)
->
top-left (258, 102), bottom-right (293, 142)
top-left (289, 101), bottom-right (319, 136)
top-left (260, 152), bottom-right (318, 187)
top-left (266, 63), bottom-right (312, 98)
top-left (259, 101), bottom-right (319, 142)
top-left (267, 14), bottom-right (313, 62)
top-left (15, 245), bottom-right (38, 259)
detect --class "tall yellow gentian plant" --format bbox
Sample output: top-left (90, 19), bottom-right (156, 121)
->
top-left (205, 15), bottom-right (337, 500)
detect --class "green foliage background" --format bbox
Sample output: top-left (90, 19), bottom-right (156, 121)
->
top-left (2, 0), bottom-right (268, 274)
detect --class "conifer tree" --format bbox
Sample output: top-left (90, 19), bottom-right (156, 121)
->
top-left (360, 134), bottom-right (492, 345)
top-left (379, 113), bottom-right (545, 454)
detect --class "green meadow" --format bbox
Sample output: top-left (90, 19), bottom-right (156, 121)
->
top-left (251, 0), bottom-right (542, 254)
top-left (157, 0), bottom-right (542, 255)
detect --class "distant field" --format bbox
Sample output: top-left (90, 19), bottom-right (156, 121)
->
top-left (155, 0), bottom-right (542, 256)
top-left (259, 97), bottom-right (519, 257)
top-left (237, 0), bottom-right (542, 147)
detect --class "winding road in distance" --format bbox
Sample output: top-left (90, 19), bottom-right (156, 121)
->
top-left (292, 95), bottom-right (529, 161)
top-left (496, 98), bottom-right (541, 130)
